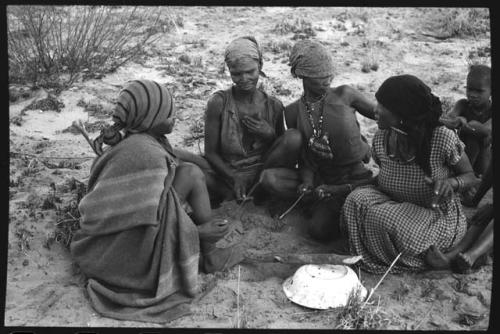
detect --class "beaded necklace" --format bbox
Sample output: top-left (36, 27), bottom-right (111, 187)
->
top-left (301, 93), bottom-right (327, 138)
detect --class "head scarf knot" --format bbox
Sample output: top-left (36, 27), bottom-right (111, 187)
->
top-left (92, 80), bottom-right (175, 155)
top-left (224, 36), bottom-right (266, 77)
top-left (289, 40), bottom-right (334, 78)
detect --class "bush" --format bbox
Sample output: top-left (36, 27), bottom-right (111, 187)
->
top-left (424, 8), bottom-right (490, 38)
top-left (7, 6), bottom-right (173, 88)
top-left (273, 16), bottom-right (315, 37)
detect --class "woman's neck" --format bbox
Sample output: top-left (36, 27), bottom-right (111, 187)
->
top-left (303, 89), bottom-right (327, 104)
top-left (233, 86), bottom-right (258, 104)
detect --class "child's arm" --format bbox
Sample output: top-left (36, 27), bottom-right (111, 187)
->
top-left (464, 118), bottom-right (491, 137)
top-left (440, 100), bottom-right (467, 129)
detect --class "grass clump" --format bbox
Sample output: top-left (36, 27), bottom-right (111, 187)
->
top-left (423, 8), bottom-right (489, 38)
top-left (336, 288), bottom-right (391, 329)
top-left (273, 16), bottom-right (316, 39)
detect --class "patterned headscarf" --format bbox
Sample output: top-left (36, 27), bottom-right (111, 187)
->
top-left (92, 80), bottom-right (175, 155)
top-left (224, 36), bottom-right (266, 77)
top-left (289, 40), bottom-right (334, 78)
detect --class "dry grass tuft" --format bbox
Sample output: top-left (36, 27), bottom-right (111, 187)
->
top-left (423, 8), bottom-right (489, 39)
top-left (336, 289), bottom-right (392, 329)
top-left (273, 16), bottom-right (316, 39)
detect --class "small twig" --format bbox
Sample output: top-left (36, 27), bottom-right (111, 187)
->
top-left (414, 302), bottom-right (435, 330)
top-left (278, 192), bottom-right (305, 220)
top-left (197, 137), bottom-right (202, 155)
top-left (27, 158), bottom-right (36, 169)
top-left (361, 252), bottom-right (402, 309)
top-left (55, 218), bottom-right (78, 225)
top-left (237, 265), bottom-right (241, 329)
top-left (10, 151), bottom-right (94, 160)
top-left (66, 212), bottom-right (78, 221)
top-left (236, 178), bottom-right (262, 219)
top-left (291, 309), bottom-right (333, 316)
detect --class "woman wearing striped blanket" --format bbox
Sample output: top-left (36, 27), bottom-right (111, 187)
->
top-left (70, 80), bottom-right (243, 323)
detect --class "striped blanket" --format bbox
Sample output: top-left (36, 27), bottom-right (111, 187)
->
top-left (70, 133), bottom-right (200, 323)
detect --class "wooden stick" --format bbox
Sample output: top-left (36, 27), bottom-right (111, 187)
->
top-left (236, 178), bottom-right (262, 219)
top-left (278, 192), bottom-right (305, 220)
top-left (237, 265), bottom-right (241, 328)
top-left (72, 120), bottom-right (99, 156)
top-left (245, 252), bottom-right (362, 265)
top-left (361, 252), bottom-right (402, 309)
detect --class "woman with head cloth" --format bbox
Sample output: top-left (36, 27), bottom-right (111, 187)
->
top-left (340, 74), bottom-right (479, 274)
top-left (71, 80), bottom-right (243, 323)
top-left (284, 39), bottom-right (377, 242)
top-left (177, 36), bottom-right (303, 204)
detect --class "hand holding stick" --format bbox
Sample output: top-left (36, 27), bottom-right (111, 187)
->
top-left (236, 178), bottom-right (262, 219)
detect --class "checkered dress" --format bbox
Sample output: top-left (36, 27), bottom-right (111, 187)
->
top-left (340, 126), bottom-right (467, 274)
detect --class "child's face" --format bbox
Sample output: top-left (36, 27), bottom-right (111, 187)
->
top-left (466, 74), bottom-right (491, 109)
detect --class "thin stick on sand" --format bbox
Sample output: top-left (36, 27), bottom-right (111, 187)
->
top-left (236, 265), bottom-right (241, 328)
top-left (278, 192), bottom-right (305, 220)
top-left (361, 252), bottom-right (402, 309)
top-left (236, 178), bottom-right (262, 219)
top-left (414, 302), bottom-right (434, 330)
top-left (72, 120), bottom-right (99, 156)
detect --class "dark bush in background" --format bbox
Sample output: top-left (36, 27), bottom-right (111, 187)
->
top-left (7, 6), bottom-right (178, 88)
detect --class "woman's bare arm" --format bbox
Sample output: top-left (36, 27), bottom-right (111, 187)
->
top-left (204, 95), bottom-right (236, 182)
top-left (340, 85), bottom-right (377, 120)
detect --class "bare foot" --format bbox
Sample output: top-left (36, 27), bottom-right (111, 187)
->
top-left (453, 252), bottom-right (474, 274)
top-left (425, 245), bottom-right (451, 269)
top-left (198, 218), bottom-right (229, 242)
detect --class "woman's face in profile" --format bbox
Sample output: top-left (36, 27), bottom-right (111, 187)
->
top-left (228, 58), bottom-right (260, 92)
top-left (374, 103), bottom-right (400, 130)
top-left (302, 75), bottom-right (333, 97)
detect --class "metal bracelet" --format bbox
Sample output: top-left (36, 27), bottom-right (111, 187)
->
top-left (454, 176), bottom-right (464, 192)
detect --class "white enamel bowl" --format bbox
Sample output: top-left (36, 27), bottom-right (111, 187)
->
top-left (283, 264), bottom-right (367, 309)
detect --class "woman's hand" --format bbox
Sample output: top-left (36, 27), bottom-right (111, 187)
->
top-left (242, 116), bottom-right (275, 139)
top-left (297, 182), bottom-right (314, 195)
top-left (233, 178), bottom-right (246, 201)
top-left (314, 184), bottom-right (345, 199)
top-left (424, 176), bottom-right (454, 207)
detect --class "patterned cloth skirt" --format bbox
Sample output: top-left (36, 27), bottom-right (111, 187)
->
top-left (340, 185), bottom-right (467, 274)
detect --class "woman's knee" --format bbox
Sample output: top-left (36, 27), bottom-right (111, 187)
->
top-left (177, 162), bottom-right (206, 185)
top-left (260, 169), bottom-right (278, 191)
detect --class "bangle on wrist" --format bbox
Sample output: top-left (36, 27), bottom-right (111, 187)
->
top-left (454, 176), bottom-right (464, 192)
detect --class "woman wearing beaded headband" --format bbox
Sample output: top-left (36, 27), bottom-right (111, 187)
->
top-left (284, 39), bottom-right (377, 242)
top-left (341, 74), bottom-right (479, 274)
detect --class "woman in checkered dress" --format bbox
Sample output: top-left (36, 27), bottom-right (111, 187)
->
top-left (340, 75), bottom-right (479, 274)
